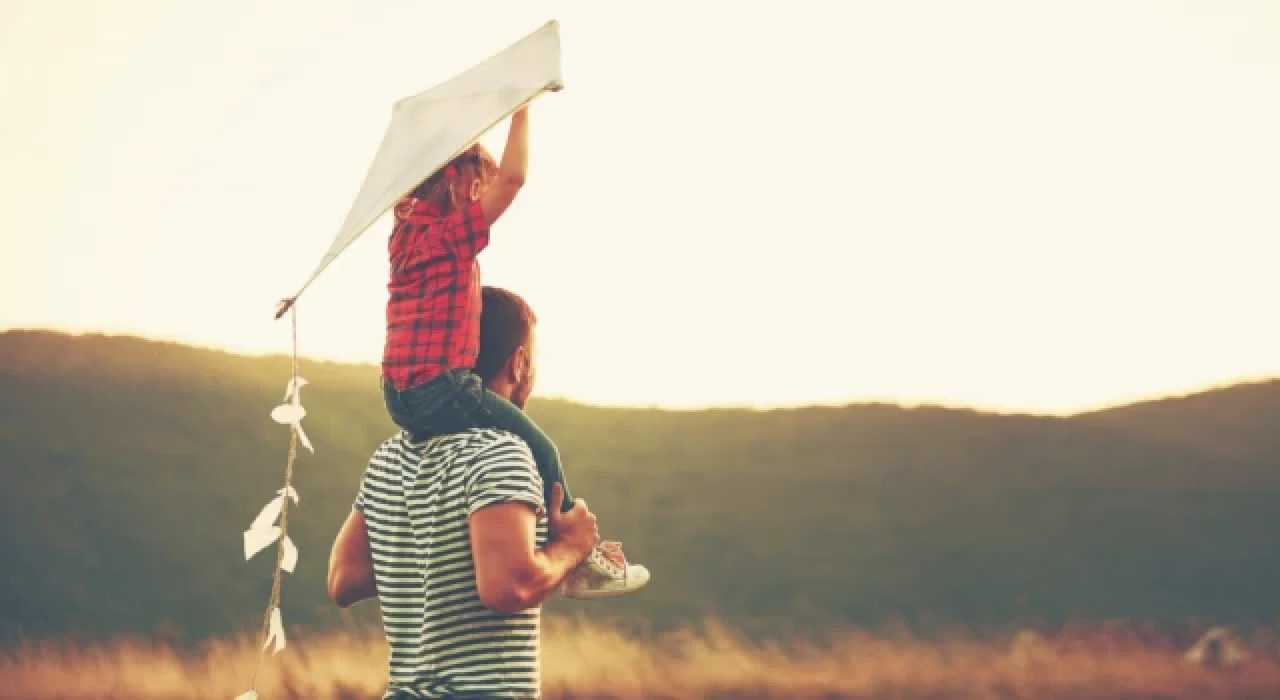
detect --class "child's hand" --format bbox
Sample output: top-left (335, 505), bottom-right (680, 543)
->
top-left (512, 105), bottom-right (529, 121)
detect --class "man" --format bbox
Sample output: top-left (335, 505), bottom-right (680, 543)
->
top-left (327, 286), bottom-right (627, 699)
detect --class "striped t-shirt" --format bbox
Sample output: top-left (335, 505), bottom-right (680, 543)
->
top-left (355, 428), bottom-right (549, 699)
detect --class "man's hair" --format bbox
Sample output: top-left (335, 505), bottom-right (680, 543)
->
top-left (474, 286), bottom-right (537, 383)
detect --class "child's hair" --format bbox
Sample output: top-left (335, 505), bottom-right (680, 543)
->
top-left (408, 144), bottom-right (499, 212)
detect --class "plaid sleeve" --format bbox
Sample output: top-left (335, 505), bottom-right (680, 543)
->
top-left (441, 200), bottom-right (491, 259)
top-left (466, 432), bottom-right (545, 518)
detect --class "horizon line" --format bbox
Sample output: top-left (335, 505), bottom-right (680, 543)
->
top-left (3, 325), bottom-right (1277, 419)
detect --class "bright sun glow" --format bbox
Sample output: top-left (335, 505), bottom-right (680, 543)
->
top-left (2, 0), bottom-right (1279, 414)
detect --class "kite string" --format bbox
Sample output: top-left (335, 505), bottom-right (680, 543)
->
top-left (248, 305), bottom-right (302, 693)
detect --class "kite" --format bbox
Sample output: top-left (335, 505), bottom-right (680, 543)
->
top-left (237, 20), bottom-right (565, 699)
top-left (275, 18), bottom-right (564, 318)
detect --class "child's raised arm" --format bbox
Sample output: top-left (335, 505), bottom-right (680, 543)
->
top-left (479, 107), bottom-right (529, 226)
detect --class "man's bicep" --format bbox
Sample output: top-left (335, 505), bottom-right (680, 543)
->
top-left (469, 501), bottom-right (541, 598)
top-left (332, 509), bottom-right (371, 566)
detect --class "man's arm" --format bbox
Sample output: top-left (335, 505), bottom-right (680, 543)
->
top-left (327, 508), bottom-right (377, 608)
top-left (471, 482), bottom-right (597, 614)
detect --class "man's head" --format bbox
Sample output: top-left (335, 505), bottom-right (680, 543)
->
top-left (474, 286), bottom-right (538, 409)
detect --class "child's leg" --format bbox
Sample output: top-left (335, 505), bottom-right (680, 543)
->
top-left (452, 376), bottom-right (575, 514)
top-left (398, 369), bottom-right (573, 513)
top-left (381, 374), bottom-right (463, 441)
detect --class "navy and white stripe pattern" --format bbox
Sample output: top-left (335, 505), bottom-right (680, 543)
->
top-left (356, 428), bottom-right (548, 699)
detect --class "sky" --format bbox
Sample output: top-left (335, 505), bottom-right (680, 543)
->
top-left (2, 0), bottom-right (1278, 415)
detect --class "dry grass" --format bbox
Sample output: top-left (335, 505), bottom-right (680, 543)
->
top-left (4, 617), bottom-right (1280, 699)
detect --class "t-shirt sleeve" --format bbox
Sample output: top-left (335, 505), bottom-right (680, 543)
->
top-left (354, 438), bottom-right (394, 515)
top-left (465, 432), bottom-right (545, 518)
top-left (354, 476), bottom-right (369, 514)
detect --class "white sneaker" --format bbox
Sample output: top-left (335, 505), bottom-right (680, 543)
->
top-left (562, 541), bottom-right (649, 599)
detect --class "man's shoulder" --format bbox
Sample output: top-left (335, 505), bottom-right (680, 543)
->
top-left (379, 428), bottom-right (535, 468)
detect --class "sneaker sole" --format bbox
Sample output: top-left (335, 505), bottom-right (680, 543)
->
top-left (563, 566), bottom-right (651, 599)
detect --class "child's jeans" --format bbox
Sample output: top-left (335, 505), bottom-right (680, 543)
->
top-left (381, 368), bottom-right (574, 513)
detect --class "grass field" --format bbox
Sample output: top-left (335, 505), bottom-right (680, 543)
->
top-left (4, 617), bottom-right (1280, 699)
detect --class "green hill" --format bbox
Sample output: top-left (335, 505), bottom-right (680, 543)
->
top-left (2, 330), bottom-right (1279, 645)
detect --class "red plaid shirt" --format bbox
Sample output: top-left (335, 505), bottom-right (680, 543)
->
top-left (382, 197), bottom-right (491, 390)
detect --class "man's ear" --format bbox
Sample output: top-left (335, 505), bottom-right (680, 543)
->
top-left (510, 346), bottom-right (529, 383)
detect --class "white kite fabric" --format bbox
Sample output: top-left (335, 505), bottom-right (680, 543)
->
top-left (238, 20), bottom-right (564, 699)
top-left (275, 19), bottom-right (564, 319)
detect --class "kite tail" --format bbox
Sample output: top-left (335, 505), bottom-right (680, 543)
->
top-left (238, 304), bottom-right (306, 700)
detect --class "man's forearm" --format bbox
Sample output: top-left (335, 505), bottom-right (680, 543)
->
top-left (505, 539), bottom-right (584, 612)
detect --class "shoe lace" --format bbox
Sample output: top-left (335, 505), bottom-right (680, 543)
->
top-left (591, 546), bottom-right (626, 578)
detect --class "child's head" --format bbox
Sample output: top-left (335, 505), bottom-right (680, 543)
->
top-left (409, 143), bottom-right (499, 211)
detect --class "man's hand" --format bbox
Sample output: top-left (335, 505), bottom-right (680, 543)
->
top-left (546, 482), bottom-right (598, 562)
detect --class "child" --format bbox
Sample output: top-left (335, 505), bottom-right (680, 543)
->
top-left (380, 106), bottom-right (648, 599)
